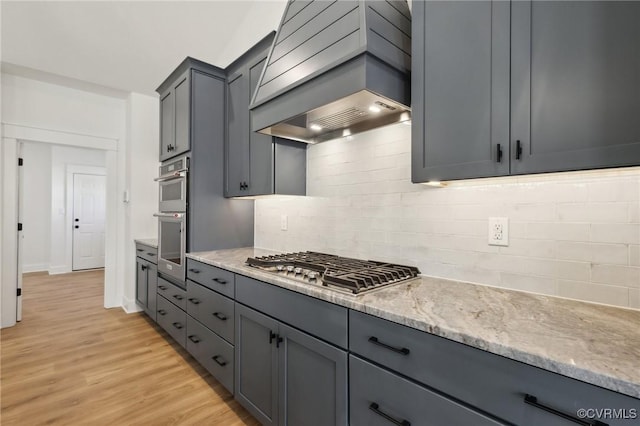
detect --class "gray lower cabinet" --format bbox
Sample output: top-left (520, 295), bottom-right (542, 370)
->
top-left (186, 315), bottom-right (234, 394)
top-left (350, 356), bottom-right (503, 426)
top-left (225, 33), bottom-right (306, 198)
top-left (350, 310), bottom-right (640, 426)
top-left (156, 295), bottom-right (187, 348)
top-left (135, 244), bottom-right (157, 321)
top-left (412, 0), bottom-right (640, 182)
top-left (235, 304), bottom-right (279, 426)
top-left (186, 279), bottom-right (235, 344)
top-left (235, 303), bottom-right (348, 426)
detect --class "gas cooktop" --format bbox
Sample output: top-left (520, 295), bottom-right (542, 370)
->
top-left (245, 251), bottom-right (420, 295)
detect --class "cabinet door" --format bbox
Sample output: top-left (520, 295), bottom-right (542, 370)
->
top-left (173, 71), bottom-right (191, 157)
top-left (146, 263), bottom-right (157, 321)
top-left (159, 90), bottom-right (174, 161)
top-left (278, 323), bottom-right (348, 426)
top-left (511, 1), bottom-right (640, 174)
top-left (135, 258), bottom-right (147, 307)
top-left (226, 71), bottom-right (249, 197)
top-left (248, 55), bottom-right (274, 196)
top-left (350, 356), bottom-right (504, 426)
top-left (235, 304), bottom-right (279, 426)
top-left (411, 0), bottom-right (510, 182)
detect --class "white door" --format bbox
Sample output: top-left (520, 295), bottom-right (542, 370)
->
top-left (72, 173), bottom-right (106, 270)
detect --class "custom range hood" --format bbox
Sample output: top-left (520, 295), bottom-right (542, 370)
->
top-left (250, 0), bottom-right (411, 144)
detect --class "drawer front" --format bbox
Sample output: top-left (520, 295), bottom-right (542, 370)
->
top-left (186, 280), bottom-right (235, 344)
top-left (186, 315), bottom-right (234, 394)
top-left (157, 295), bottom-right (187, 348)
top-left (136, 243), bottom-right (158, 264)
top-left (157, 276), bottom-right (187, 310)
top-left (236, 275), bottom-right (348, 349)
top-left (187, 259), bottom-right (235, 298)
top-left (350, 355), bottom-right (504, 426)
top-left (350, 310), bottom-right (640, 426)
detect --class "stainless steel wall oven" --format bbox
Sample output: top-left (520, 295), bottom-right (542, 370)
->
top-left (155, 155), bottom-right (189, 282)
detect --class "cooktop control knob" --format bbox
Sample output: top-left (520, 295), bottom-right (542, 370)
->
top-left (294, 267), bottom-right (303, 275)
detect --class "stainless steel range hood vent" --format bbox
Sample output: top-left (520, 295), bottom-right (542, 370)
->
top-left (250, 0), bottom-right (411, 144)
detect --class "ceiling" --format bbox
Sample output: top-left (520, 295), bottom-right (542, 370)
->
top-left (1, 1), bottom-right (288, 97)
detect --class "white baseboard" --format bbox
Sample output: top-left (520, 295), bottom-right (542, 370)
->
top-left (122, 296), bottom-right (143, 314)
top-left (48, 265), bottom-right (71, 275)
top-left (22, 263), bottom-right (49, 273)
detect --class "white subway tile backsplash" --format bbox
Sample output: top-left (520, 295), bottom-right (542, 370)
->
top-left (591, 264), bottom-right (640, 288)
top-left (255, 123), bottom-right (640, 309)
top-left (499, 273), bottom-right (558, 295)
top-left (527, 222), bottom-right (590, 242)
top-left (558, 280), bottom-right (630, 307)
top-left (591, 224), bottom-right (640, 244)
top-left (631, 245), bottom-right (640, 267)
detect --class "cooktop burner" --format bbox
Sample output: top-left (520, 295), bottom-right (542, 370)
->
top-left (246, 252), bottom-right (420, 294)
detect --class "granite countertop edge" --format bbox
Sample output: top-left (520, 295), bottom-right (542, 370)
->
top-left (186, 248), bottom-right (640, 399)
top-left (134, 238), bottom-right (158, 249)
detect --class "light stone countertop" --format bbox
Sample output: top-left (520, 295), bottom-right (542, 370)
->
top-left (187, 247), bottom-right (640, 399)
top-left (134, 238), bottom-right (158, 249)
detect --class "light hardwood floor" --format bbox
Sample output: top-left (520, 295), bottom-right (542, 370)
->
top-left (1, 270), bottom-right (259, 426)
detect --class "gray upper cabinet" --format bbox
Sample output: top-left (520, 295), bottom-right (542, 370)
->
top-left (412, 0), bottom-right (640, 182)
top-left (412, 0), bottom-right (510, 182)
top-left (225, 33), bottom-right (306, 198)
top-left (159, 70), bottom-right (190, 161)
top-left (511, 1), bottom-right (640, 174)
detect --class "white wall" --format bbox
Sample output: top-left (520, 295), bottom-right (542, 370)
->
top-left (21, 142), bottom-right (52, 272)
top-left (255, 124), bottom-right (640, 310)
top-left (1, 73), bottom-right (127, 327)
top-left (49, 145), bottom-right (106, 273)
top-left (122, 92), bottom-right (159, 312)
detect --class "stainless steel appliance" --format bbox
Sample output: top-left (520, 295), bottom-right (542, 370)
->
top-left (246, 252), bottom-right (420, 294)
top-left (155, 155), bottom-right (188, 212)
top-left (155, 155), bottom-right (189, 282)
top-left (250, 0), bottom-right (411, 144)
top-left (155, 212), bottom-right (186, 282)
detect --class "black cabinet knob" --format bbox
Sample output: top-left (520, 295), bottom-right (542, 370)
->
top-left (75, 218), bottom-right (79, 222)
top-left (74, 225), bottom-right (79, 229)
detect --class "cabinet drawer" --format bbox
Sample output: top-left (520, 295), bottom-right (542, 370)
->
top-left (157, 276), bottom-right (187, 310)
top-left (135, 243), bottom-right (158, 264)
top-left (350, 310), bottom-right (640, 426)
top-left (187, 259), bottom-right (235, 299)
top-left (157, 295), bottom-right (187, 348)
top-left (350, 355), bottom-right (503, 426)
top-left (186, 315), bottom-right (234, 394)
top-left (236, 275), bottom-right (347, 349)
top-left (186, 280), bottom-right (235, 344)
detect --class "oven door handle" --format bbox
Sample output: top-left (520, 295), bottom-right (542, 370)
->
top-left (154, 170), bottom-right (187, 182)
top-left (153, 213), bottom-right (185, 218)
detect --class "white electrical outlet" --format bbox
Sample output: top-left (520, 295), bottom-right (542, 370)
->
top-left (280, 214), bottom-right (288, 231)
top-left (488, 217), bottom-right (509, 246)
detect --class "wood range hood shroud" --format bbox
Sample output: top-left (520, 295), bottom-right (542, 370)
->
top-left (250, 0), bottom-right (412, 144)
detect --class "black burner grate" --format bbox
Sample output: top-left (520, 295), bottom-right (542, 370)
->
top-left (246, 252), bottom-right (420, 294)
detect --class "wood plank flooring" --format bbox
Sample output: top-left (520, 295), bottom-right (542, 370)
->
top-left (1, 270), bottom-right (259, 425)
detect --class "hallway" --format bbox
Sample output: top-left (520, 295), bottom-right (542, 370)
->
top-left (0, 270), bottom-right (258, 425)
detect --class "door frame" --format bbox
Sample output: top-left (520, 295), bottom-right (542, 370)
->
top-left (2, 123), bottom-right (120, 328)
top-left (67, 166), bottom-right (107, 272)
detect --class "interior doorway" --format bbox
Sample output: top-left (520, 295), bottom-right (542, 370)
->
top-left (72, 173), bottom-right (106, 270)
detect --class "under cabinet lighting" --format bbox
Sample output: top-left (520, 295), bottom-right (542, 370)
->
top-left (310, 124), bottom-right (322, 131)
top-left (423, 181), bottom-right (448, 187)
top-left (368, 105), bottom-right (381, 113)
